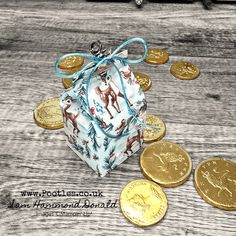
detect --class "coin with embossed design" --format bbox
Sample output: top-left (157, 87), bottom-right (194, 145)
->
top-left (140, 141), bottom-right (192, 187)
top-left (120, 179), bottom-right (168, 227)
top-left (58, 56), bottom-right (84, 70)
top-left (143, 114), bottom-right (166, 143)
top-left (194, 158), bottom-right (236, 210)
top-left (133, 72), bottom-right (152, 92)
top-left (145, 48), bottom-right (169, 65)
top-left (34, 97), bottom-right (63, 129)
top-left (170, 61), bottom-right (200, 80)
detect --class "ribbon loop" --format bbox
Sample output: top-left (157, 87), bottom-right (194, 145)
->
top-left (111, 38), bottom-right (148, 64)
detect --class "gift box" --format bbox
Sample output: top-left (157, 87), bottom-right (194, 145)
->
top-left (55, 38), bottom-right (148, 177)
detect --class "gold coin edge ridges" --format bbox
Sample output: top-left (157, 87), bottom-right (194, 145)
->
top-left (33, 97), bottom-right (64, 129)
top-left (120, 179), bottom-right (168, 227)
top-left (194, 158), bottom-right (236, 210)
top-left (140, 141), bottom-right (192, 187)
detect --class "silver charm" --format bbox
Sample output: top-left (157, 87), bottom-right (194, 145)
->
top-left (135, 0), bottom-right (144, 6)
top-left (90, 40), bottom-right (111, 58)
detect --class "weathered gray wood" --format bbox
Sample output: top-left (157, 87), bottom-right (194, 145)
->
top-left (0, 1), bottom-right (235, 235)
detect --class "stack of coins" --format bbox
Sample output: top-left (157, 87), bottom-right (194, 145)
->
top-left (58, 56), bottom-right (84, 88)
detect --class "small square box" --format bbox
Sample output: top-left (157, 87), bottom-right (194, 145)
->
top-left (59, 50), bottom-right (147, 177)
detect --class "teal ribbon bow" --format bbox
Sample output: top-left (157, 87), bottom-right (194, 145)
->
top-left (55, 37), bottom-right (159, 139)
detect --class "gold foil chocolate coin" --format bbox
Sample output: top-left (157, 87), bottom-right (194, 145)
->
top-left (62, 66), bottom-right (82, 89)
top-left (145, 48), bottom-right (169, 65)
top-left (34, 97), bottom-right (63, 129)
top-left (62, 78), bottom-right (73, 89)
top-left (140, 141), bottom-right (192, 187)
top-left (58, 56), bottom-right (84, 70)
top-left (64, 66), bottom-right (81, 75)
top-left (194, 158), bottom-right (236, 210)
top-left (120, 179), bottom-right (168, 227)
top-left (170, 61), bottom-right (200, 80)
top-left (133, 72), bottom-right (152, 92)
top-left (143, 114), bottom-right (166, 143)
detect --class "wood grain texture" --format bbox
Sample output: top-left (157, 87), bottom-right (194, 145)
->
top-left (0, 1), bottom-right (236, 235)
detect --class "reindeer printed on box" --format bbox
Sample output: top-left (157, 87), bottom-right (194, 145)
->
top-left (95, 70), bottom-right (132, 119)
top-left (59, 50), bottom-right (147, 177)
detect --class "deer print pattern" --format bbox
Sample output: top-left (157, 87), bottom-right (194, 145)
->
top-left (63, 95), bottom-right (80, 135)
top-left (95, 72), bottom-right (132, 119)
top-left (60, 50), bottom-right (146, 177)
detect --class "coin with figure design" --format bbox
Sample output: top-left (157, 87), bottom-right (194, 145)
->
top-left (143, 114), bottom-right (166, 143)
top-left (170, 61), bottom-right (200, 80)
top-left (120, 179), bottom-right (168, 227)
top-left (194, 158), bottom-right (236, 210)
top-left (133, 72), bottom-right (152, 92)
top-left (145, 48), bottom-right (169, 65)
top-left (34, 97), bottom-right (63, 129)
top-left (140, 141), bottom-right (192, 187)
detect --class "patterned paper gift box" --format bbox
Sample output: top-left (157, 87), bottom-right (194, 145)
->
top-left (55, 38), bottom-right (149, 177)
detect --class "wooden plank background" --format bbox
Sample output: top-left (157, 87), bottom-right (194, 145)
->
top-left (0, 0), bottom-right (235, 235)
